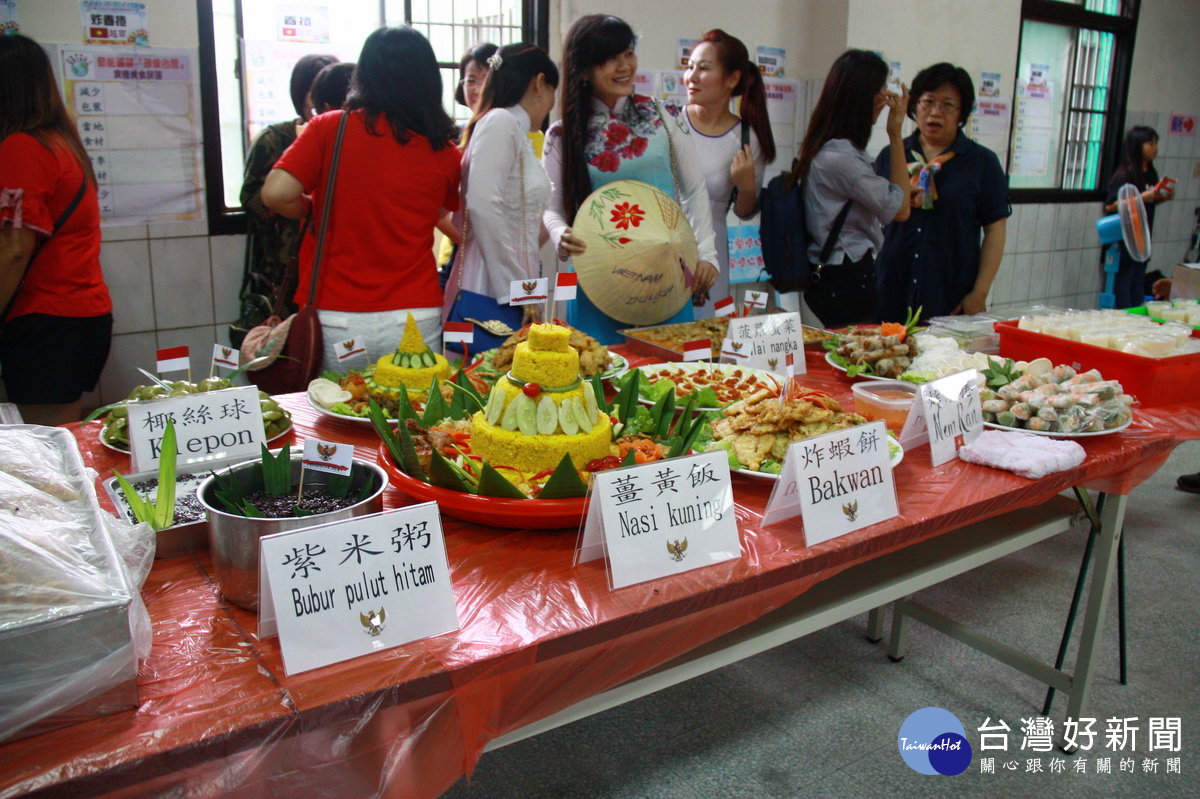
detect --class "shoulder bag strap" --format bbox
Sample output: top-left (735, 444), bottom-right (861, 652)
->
top-left (654, 99), bottom-right (682, 203)
top-left (817, 200), bottom-right (853, 266)
top-left (2, 174), bottom-right (89, 323)
top-left (306, 110), bottom-right (350, 307)
top-left (728, 120), bottom-right (751, 209)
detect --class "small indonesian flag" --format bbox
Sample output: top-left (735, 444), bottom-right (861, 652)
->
top-left (211, 343), bottom-right (238, 371)
top-left (713, 296), bottom-right (735, 317)
top-left (785, 352), bottom-right (796, 379)
top-left (335, 336), bottom-right (368, 363)
top-left (156, 345), bottom-right (189, 374)
top-left (508, 276), bottom-right (549, 306)
top-left (683, 338), bottom-right (711, 362)
top-left (443, 322), bottom-right (474, 345)
top-left (301, 438), bottom-right (355, 476)
top-left (554, 272), bottom-right (578, 302)
top-left (743, 290), bottom-right (768, 313)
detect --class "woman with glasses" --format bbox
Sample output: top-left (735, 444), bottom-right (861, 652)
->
top-left (874, 62), bottom-right (1009, 321)
top-left (795, 49), bottom-right (913, 328)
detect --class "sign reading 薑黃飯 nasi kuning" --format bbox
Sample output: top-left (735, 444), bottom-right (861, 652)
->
top-left (577, 450), bottom-right (740, 589)
top-left (762, 421), bottom-right (898, 543)
top-left (258, 502), bottom-right (459, 675)
top-left (126, 385), bottom-right (265, 472)
top-left (720, 311), bottom-right (804, 375)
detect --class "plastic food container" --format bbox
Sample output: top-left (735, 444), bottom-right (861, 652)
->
top-left (852, 380), bottom-right (919, 433)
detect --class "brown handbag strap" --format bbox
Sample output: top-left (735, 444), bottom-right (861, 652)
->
top-left (306, 110), bottom-right (350, 307)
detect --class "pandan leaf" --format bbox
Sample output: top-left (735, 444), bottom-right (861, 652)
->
top-left (453, 367), bottom-right (484, 405)
top-left (240, 499), bottom-right (266, 518)
top-left (669, 413), bottom-right (709, 458)
top-left (395, 386), bottom-right (421, 422)
top-left (84, 401), bottom-right (121, 424)
top-left (112, 471), bottom-right (153, 525)
top-left (292, 506), bottom-right (315, 517)
top-left (445, 378), bottom-right (485, 419)
top-left (649, 388), bottom-right (675, 439)
top-left (324, 471), bottom-right (352, 499)
top-left (536, 453), bottom-right (589, 499)
top-left (613, 369), bottom-right (641, 423)
top-left (428, 449), bottom-right (473, 493)
top-left (590, 374), bottom-right (610, 414)
top-left (368, 398), bottom-right (405, 467)
top-left (151, 422), bottom-right (178, 530)
top-left (394, 416), bottom-right (429, 482)
top-left (672, 394), bottom-right (697, 440)
top-left (262, 443), bottom-right (292, 496)
top-left (620, 447), bottom-right (637, 467)
top-left (475, 462), bottom-right (529, 499)
top-left (421, 377), bottom-right (450, 426)
top-left (354, 471), bottom-right (376, 502)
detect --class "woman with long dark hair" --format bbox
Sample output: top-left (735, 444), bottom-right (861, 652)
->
top-left (683, 28), bottom-right (775, 315)
top-left (1103, 125), bottom-right (1173, 308)
top-left (263, 27), bottom-right (461, 368)
top-left (543, 14), bottom-right (719, 343)
top-left (796, 49), bottom-right (913, 328)
top-left (874, 62), bottom-right (1010, 320)
top-left (443, 44), bottom-right (558, 347)
top-left (0, 34), bottom-right (112, 424)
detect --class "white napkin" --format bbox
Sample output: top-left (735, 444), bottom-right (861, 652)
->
top-left (958, 430), bottom-right (1086, 480)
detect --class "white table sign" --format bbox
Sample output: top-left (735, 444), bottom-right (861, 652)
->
top-left (762, 422), bottom-right (898, 545)
top-left (126, 385), bottom-right (265, 472)
top-left (920, 370), bottom-right (984, 467)
top-left (508, 276), bottom-right (549, 306)
top-left (258, 503), bottom-right (459, 675)
top-left (577, 451), bottom-right (740, 589)
top-left (719, 312), bottom-right (804, 375)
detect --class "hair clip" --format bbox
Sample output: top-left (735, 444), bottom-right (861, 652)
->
top-left (487, 53), bottom-right (503, 70)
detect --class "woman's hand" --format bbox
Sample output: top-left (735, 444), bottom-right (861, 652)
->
top-left (522, 305), bottom-right (543, 325)
top-left (690, 261), bottom-right (718, 305)
top-left (885, 83), bottom-right (909, 139)
top-left (730, 144), bottom-right (756, 194)
top-left (952, 289), bottom-right (988, 316)
top-left (558, 227), bottom-right (587, 259)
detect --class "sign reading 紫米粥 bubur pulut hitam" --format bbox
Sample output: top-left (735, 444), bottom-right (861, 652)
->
top-left (258, 502), bottom-right (459, 675)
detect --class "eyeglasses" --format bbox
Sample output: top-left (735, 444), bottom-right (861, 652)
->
top-left (917, 97), bottom-right (960, 114)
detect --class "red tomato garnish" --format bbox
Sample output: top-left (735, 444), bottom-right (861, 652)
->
top-left (522, 382), bottom-right (542, 398)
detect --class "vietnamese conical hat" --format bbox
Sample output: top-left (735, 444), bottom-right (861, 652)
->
top-left (572, 180), bottom-right (699, 326)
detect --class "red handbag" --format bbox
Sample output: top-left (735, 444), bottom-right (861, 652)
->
top-left (239, 112), bottom-right (348, 394)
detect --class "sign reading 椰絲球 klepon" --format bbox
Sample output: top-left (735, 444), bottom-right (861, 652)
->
top-left (577, 450), bottom-right (740, 589)
top-left (126, 385), bottom-right (265, 472)
top-left (257, 503), bottom-right (458, 675)
top-left (762, 421), bottom-right (898, 545)
top-left (720, 311), bottom-right (804, 375)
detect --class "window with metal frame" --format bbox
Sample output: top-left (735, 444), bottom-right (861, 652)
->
top-left (197, 0), bottom-right (547, 234)
top-left (1008, 0), bottom-right (1139, 202)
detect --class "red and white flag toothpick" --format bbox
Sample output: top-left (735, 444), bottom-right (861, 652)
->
top-left (156, 345), bottom-right (189, 374)
top-left (334, 337), bottom-right (368, 363)
top-left (779, 352), bottom-right (796, 407)
top-left (211, 343), bottom-right (238, 371)
top-left (554, 272), bottom-right (578, 302)
top-left (713, 296), bottom-right (735, 317)
top-left (442, 322), bottom-right (474, 345)
top-left (742, 290), bottom-right (768, 315)
top-left (301, 438), bottom-right (355, 476)
top-left (682, 338), bottom-right (711, 362)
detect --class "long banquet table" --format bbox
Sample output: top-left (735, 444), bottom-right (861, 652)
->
top-left (2, 347), bottom-right (1197, 798)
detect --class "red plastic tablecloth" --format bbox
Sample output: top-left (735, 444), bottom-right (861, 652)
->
top-left (2, 347), bottom-right (1195, 798)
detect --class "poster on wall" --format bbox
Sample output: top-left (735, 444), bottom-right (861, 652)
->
top-left (1, 0), bottom-right (18, 35)
top-left (1010, 79), bottom-right (1052, 177)
top-left (677, 38), bottom-right (699, 70)
top-left (755, 46), bottom-right (785, 78)
top-left (277, 5), bottom-right (330, 44)
top-left (970, 99), bottom-right (1010, 138)
top-left (58, 45), bottom-right (203, 225)
top-left (80, 0), bottom-right (148, 46)
top-left (979, 71), bottom-right (1001, 98)
top-left (658, 69), bottom-right (688, 105)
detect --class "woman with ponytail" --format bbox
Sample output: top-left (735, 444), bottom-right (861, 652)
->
top-left (543, 14), bottom-right (719, 343)
top-left (683, 29), bottom-right (775, 315)
top-left (443, 43), bottom-right (558, 348)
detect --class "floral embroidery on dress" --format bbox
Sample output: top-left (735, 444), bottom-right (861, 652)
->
top-left (0, 188), bottom-right (25, 230)
top-left (585, 94), bottom-right (662, 173)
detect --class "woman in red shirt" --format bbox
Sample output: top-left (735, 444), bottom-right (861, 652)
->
top-left (263, 27), bottom-right (461, 370)
top-left (0, 34), bottom-right (113, 425)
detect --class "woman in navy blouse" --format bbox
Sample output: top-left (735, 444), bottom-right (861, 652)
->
top-left (874, 63), bottom-right (1010, 321)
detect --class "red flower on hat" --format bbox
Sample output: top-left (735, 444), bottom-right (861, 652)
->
top-left (610, 202), bottom-right (645, 231)
top-left (590, 151), bottom-right (620, 172)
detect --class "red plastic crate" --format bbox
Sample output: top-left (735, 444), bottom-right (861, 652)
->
top-left (994, 320), bottom-right (1198, 407)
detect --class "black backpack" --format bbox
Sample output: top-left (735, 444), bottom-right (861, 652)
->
top-left (759, 158), bottom-right (850, 293)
